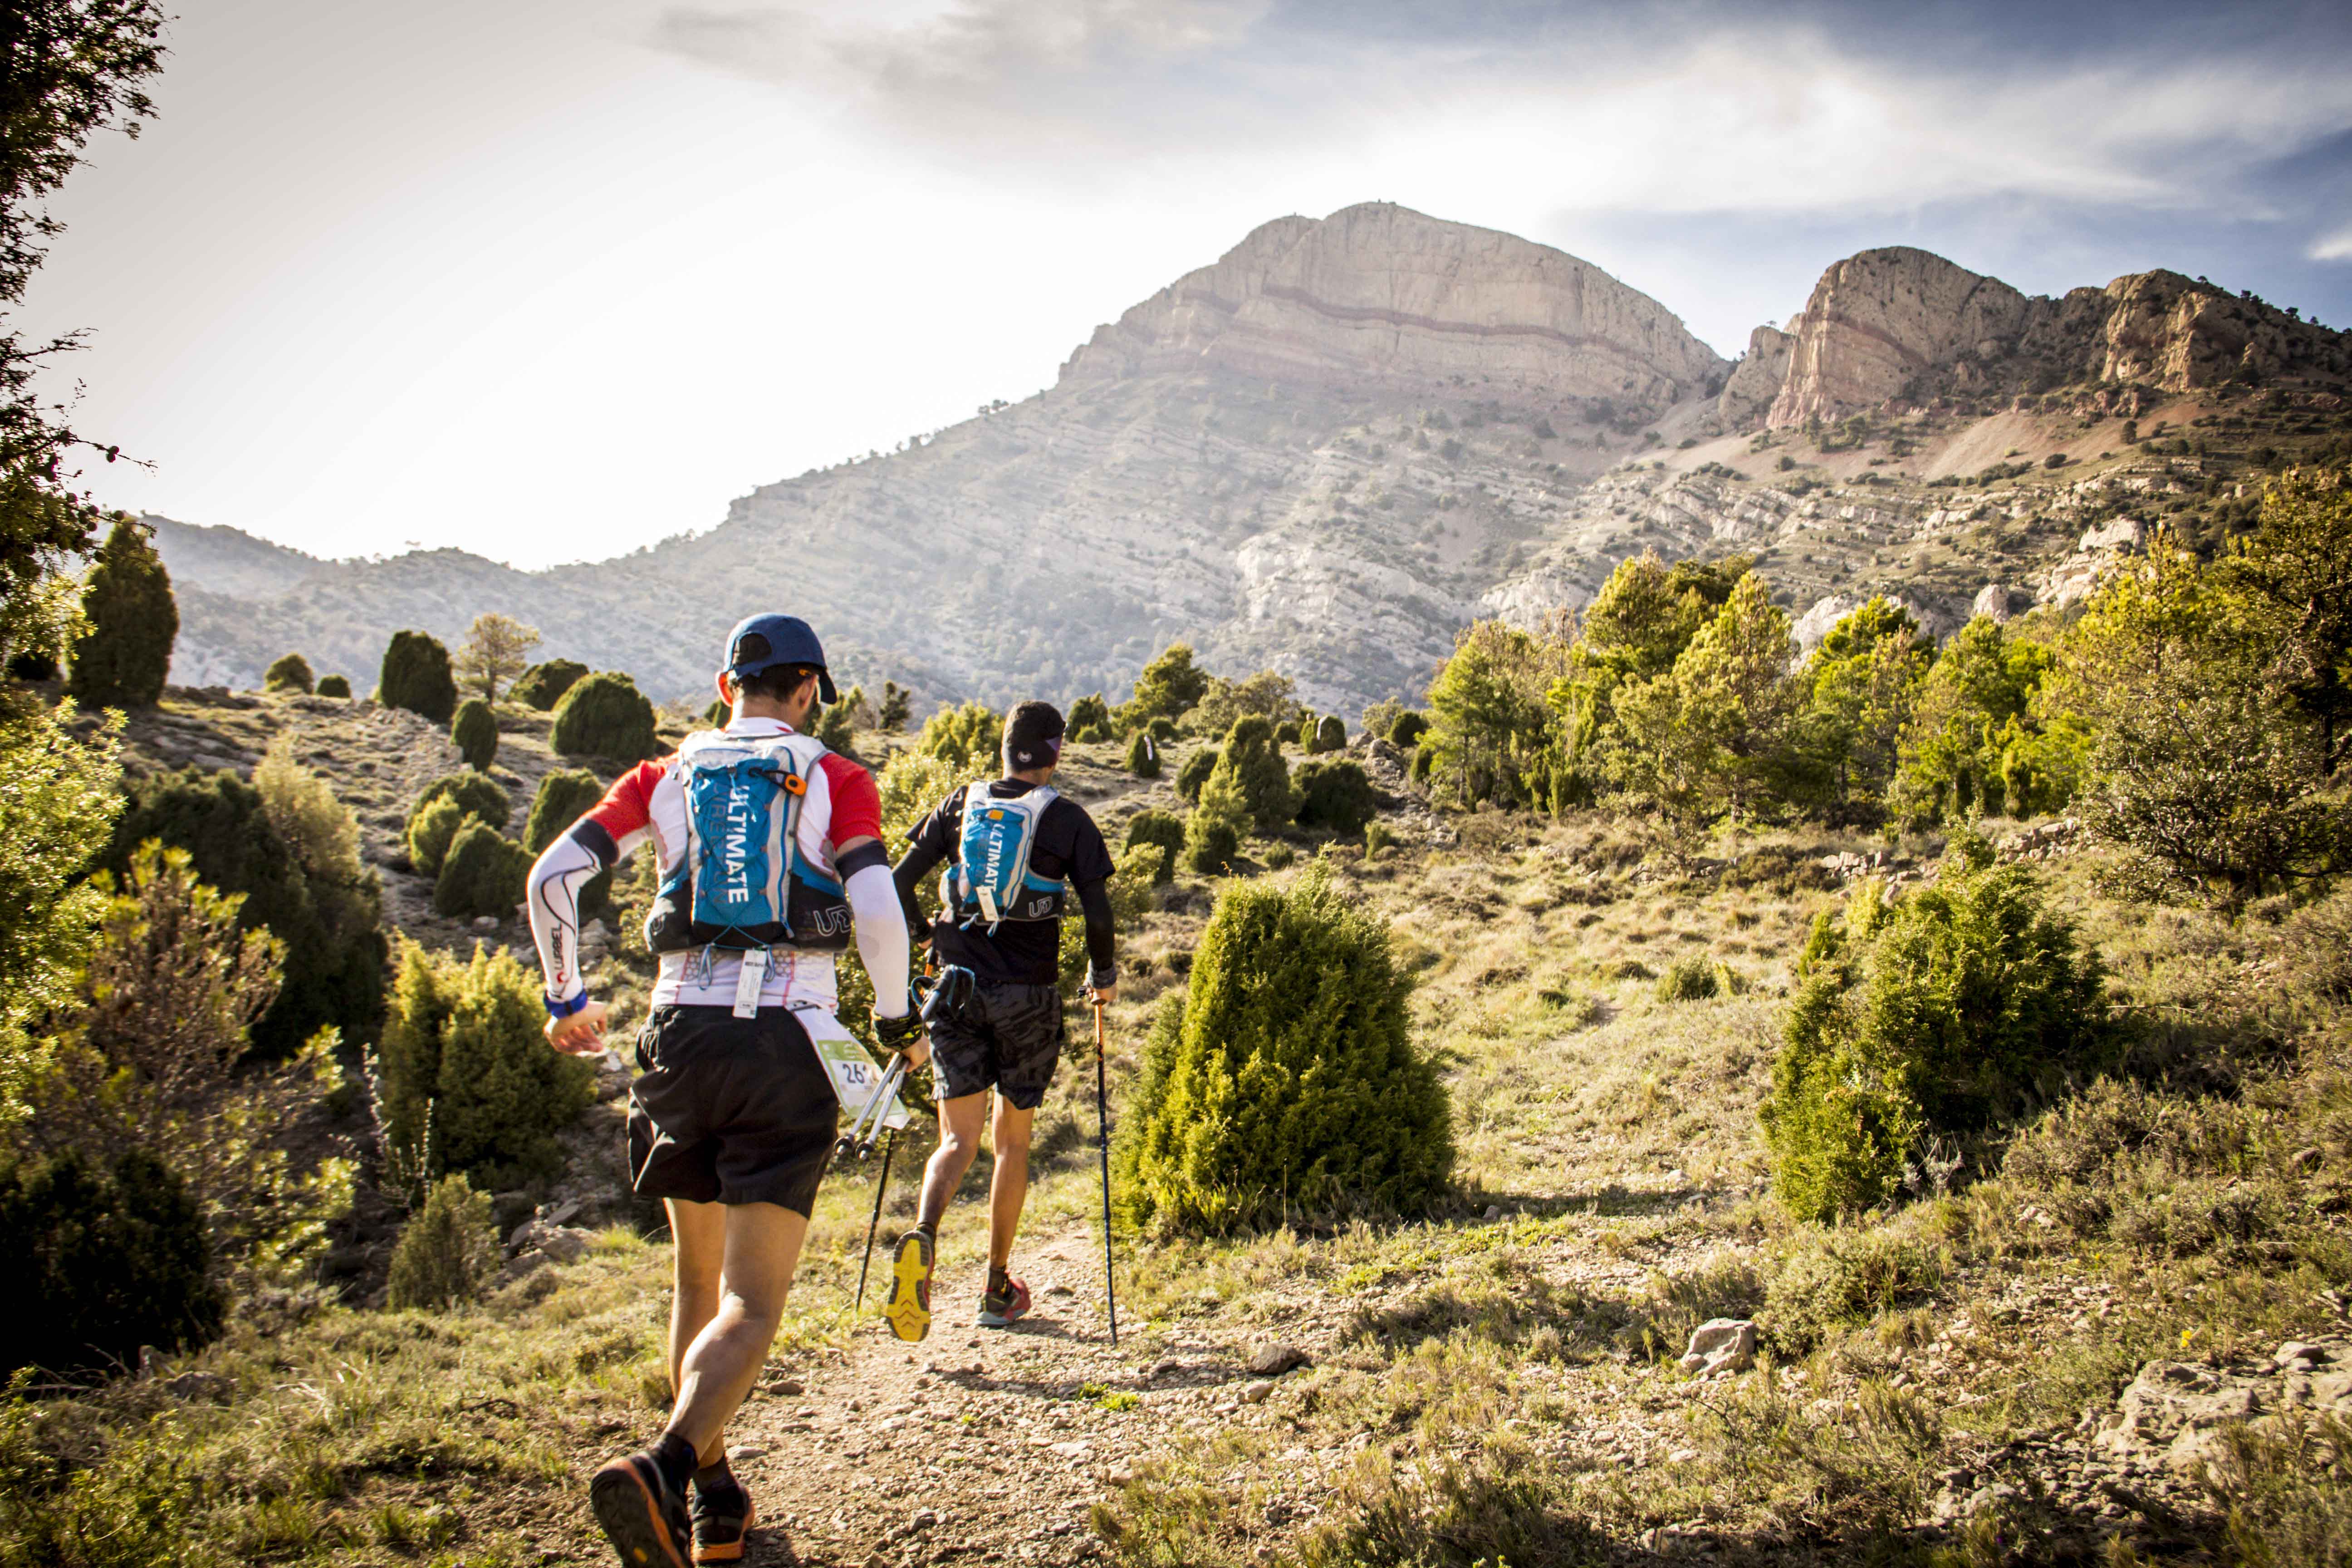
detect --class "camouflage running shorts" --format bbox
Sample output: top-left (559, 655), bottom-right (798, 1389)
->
top-left (926, 981), bottom-right (1065, 1110)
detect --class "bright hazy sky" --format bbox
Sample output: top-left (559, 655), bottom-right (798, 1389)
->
top-left (20, 0), bottom-right (2352, 568)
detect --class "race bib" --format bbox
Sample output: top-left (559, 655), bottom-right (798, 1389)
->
top-left (794, 1003), bottom-right (910, 1132)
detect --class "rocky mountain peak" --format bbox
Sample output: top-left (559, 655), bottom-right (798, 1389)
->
top-left (1061, 201), bottom-right (1726, 413)
top-left (1738, 249), bottom-right (2351, 430)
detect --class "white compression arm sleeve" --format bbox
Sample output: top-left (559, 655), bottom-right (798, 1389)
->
top-left (528, 829), bottom-right (608, 1004)
top-left (847, 861), bottom-right (911, 1017)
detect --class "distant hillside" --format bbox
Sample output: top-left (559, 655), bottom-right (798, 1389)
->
top-left (156, 205), bottom-right (2352, 712)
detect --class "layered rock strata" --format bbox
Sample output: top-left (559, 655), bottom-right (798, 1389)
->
top-left (1727, 250), bottom-right (2352, 430)
top-left (1062, 203), bottom-right (1726, 414)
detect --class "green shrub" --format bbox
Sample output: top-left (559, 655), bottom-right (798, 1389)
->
top-left (916, 699), bottom-right (1000, 776)
top-left (1125, 809), bottom-right (1185, 883)
top-left (0, 1147), bottom-right (222, 1374)
top-left (1067, 692), bottom-right (1111, 737)
top-left (550, 671), bottom-right (658, 762)
top-left (315, 673), bottom-right (351, 699)
top-left (386, 1173), bottom-right (500, 1310)
top-left (105, 764), bottom-right (381, 1055)
top-left (1150, 716), bottom-right (1178, 742)
top-left (450, 698), bottom-right (498, 771)
top-left (1212, 715), bottom-right (1295, 826)
top-left (1364, 822), bottom-right (1397, 858)
top-left (1656, 956), bottom-right (1718, 1002)
top-left (412, 771), bottom-right (512, 833)
top-left (263, 652), bottom-right (314, 693)
top-left (1294, 758), bottom-right (1376, 835)
top-left (29, 841), bottom-right (357, 1279)
top-left (1389, 710), bottom-right (1431, 748)
top-left (510, 657), bottom-right (588, 711)
top-left (1116, 871), bottom-right (1451, 1232)
top-left (1274, 720), bottom-right (1301, 747)
top-left (377, 630), bottom-right (457, 725)
top-left (523, 768), bottom-right (603, 854)
top-left (1184, 767), bottom-right (1250, 874)
top-left (433, 822), bottom-right (529, 920)
top-left (1759, 844), bottom-right (2112, 1222)
top-left (1126, 731), bottom-right (1162, 778)
top-left (66, 514), bottom-right (177, 709)
top-left (702, 697), bottom-right (728, 729)
top-left (1315, 714), bottom-right (1347, 753)
top-left (1176, 746), bottom-right (1219, 804)
top-left (406, 796), bottom-right (465, 877)
top-left (373, 941), bottom-right (593, 1190)
top-left (1760, 1230), bottom-right (1944, 1353)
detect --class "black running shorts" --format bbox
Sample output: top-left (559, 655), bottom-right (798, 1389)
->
top-left (926, 981), bottom-right (1066, 1111)
top-left (628, 1004), bottom-right (838, 1215)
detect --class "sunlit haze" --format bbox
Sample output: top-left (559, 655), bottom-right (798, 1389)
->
top-left (20, 0), bottom-right (2352, 568)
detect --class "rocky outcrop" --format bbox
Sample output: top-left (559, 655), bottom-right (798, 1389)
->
top-left (1766, 251), bottom-right (2352, 428)
top-left (1716, 324), bottom-right (1792, 427)
top-left (1767, 248), bottom-right (2037, 427)
top-left (1062, 203), bottom-right (1726, 414)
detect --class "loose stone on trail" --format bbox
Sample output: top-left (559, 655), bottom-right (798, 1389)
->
top-left (1679, 1319), bottom-right (1756, 1377)
top-left (1246, 1343), bottom-right (1309, 1377)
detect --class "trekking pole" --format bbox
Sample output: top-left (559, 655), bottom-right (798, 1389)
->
top-left (1092, 999), bottom-right (1119, 1348)
top-left (854, 1127), bottom-right (897, 1310)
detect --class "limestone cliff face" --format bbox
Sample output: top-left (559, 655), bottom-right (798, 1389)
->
top-left (1717, 324), bottom-right (1792, 427)
top-left (1063, 203), bottom-right (1726, 412)
top-left (1767, 248), bottom-right (2034, 427)
top-left (1761, 251), bottom-right (2352, 429)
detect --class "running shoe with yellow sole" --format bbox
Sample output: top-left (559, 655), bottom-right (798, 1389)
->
top-left (882, 1228), bottom-right (933, 1342)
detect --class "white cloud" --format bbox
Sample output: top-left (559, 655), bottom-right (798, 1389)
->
top-left (2313, 224), bottom-right (2352, 261)
top-left (646, 3), bottom-right (2352, 222)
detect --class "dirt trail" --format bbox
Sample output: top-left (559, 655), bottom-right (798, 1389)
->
top-left (726, 1232), bottom-right (1152, 1568)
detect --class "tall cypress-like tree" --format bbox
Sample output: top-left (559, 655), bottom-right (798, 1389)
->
top-left (66, 514), bottom-right (176, 708)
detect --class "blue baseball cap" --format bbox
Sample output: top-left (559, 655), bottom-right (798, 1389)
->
top-left (724, 613), bottom-right (838, 704)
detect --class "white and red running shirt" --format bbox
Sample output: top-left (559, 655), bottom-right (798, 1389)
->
top-left (526, 717), bottom-right (891, 1013)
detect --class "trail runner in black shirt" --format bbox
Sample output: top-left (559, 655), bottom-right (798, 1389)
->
top-left (881, 701), bottom-right (1116, 1338)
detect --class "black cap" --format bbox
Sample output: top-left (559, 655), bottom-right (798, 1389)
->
top-left (1003, 702), bottom-right (1064, 769)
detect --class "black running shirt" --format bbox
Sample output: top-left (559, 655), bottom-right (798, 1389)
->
top-left (892, 780), bottom-right (1116, 988)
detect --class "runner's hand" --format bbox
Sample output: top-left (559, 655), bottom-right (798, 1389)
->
top-left (1088, 982), bottom-right (1118, 1005)
top-left (873, 1006), bottom-right (930, 1070)
top-left (545, 1000), bottom-right (609, 1055)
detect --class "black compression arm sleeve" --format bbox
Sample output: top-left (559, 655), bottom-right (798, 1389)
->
top-left (1074, 877), bottom-right (1116, 978)
top-left (892, 843), bottom-right (946, 934)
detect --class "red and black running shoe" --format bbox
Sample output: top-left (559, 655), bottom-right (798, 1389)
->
top-left (978, 1273), bottom-right (1031, 1328)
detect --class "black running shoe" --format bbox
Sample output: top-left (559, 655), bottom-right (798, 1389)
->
top-left (589, 1449), bottom-right (693, 1568)
top-left (690, 1473), bottom-right (755, 1564)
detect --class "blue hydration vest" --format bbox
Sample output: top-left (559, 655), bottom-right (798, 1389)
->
top-left (646, 730), bottom-right (852, 954)
top-left (940, 785), bottom-right (1064, 931)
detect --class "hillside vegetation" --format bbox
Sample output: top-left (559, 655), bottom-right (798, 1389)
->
top-left (6, 36), bottom-right (2352, 1564)
top-left (6, 451), bottom-right (2350, 1568)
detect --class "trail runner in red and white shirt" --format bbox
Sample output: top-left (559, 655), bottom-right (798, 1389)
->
top-left (527, 613), bottom-right (922, 1568)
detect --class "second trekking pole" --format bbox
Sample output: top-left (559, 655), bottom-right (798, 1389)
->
top-left (1092, 999), bottom-right (1119, 1348)
top-left (854, 1128), bottom-right (897, 1310)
